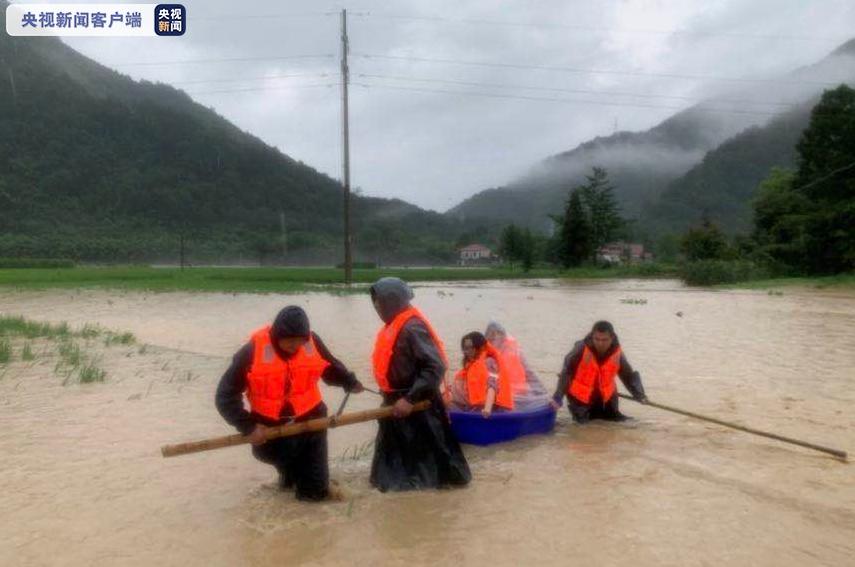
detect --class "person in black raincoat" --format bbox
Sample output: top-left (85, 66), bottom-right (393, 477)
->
top-left (215, 305), bottom-right (363, 501)
top-left (368, 277), bottom-right (471, 492)
top-left (551, 320), bottom-right (648, 423)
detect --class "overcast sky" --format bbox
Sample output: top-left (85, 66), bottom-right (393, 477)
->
top-left (17, 0), bottom-right (855, 211)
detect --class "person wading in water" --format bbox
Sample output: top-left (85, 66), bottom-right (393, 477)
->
top-left (215, 305), bottom-right (363, 501)
top-left (551, 320), bottom-right (648, 422)
top-left (369, 277), bottom-right (471, 492)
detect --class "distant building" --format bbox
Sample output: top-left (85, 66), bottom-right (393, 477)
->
top-left (597, 241), bottom-right (650, 264)
top-left (459, 244), bottom-right (494, 266)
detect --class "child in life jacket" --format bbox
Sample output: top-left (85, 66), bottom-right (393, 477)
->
top-left (449, 332), bottom-right (514, 418)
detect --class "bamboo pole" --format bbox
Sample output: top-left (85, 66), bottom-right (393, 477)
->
top-left (161, 401), bottom-right (431, 458)
top-left (618, 394), bottom-right (847, 461)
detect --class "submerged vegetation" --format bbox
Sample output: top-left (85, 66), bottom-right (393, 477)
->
top-left (0, 315), bottom-right (138, 384)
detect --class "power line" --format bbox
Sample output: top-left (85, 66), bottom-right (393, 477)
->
top-left (353, 52), bottom-right (846, 86)
top-left (191, 11), bottom-right (374, 21)
top-left (110, 54), bottom-right (335, 67)
top-left (192, 12), bottom-right (334, 21)
top-left (353, 82), bottom-right (782, 116)
top-left (353, 13), bottom-right (848, 43)
top-left (170, 72), bottom-right (330, 86)
top-left (186, 83), bottom-right (338, 96)
top-left (356, 72), bottom-right (799, 109)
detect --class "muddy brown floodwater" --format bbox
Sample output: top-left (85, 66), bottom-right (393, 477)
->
top-left (1, 279), bottom-right (854, 567)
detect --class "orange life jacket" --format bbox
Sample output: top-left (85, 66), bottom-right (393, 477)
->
top-left (372, 306), bottom-right (448, 393)
top-left (454, 344), bottom-right (514, 410)
top-left (246, 326), bottom-right (330, 419)
top-left (496, 335), bottom-right (528, 395)
top-left (568, 345), bottom-right (622, 404)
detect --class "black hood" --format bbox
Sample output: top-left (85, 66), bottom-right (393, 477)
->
top-left (369, 277), bottom-right (414, 323)
top-left (270, 305), bottom-right (311, 340)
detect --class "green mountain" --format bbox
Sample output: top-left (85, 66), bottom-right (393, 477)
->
top-left (448, 39), bottom-right (855, 237)
top-left (639, 99), bottom-right (814, 236)
top-left (640, 40), bottom-right (855, 237)
top-left (0, 6), bottom-right (459, 264)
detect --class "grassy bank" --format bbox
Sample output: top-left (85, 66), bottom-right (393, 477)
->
top-left (0, 264), bottom-right (678, 294)
top-left (723, 273), bottom-right (855, 291)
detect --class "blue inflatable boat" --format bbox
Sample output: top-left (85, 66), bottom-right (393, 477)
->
top-left (448, 404), bottom-right (557, 446)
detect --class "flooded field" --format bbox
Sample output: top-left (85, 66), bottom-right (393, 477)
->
top-left (1, 279), bottom-right (853, 567)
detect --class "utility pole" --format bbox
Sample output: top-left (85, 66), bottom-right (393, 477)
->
top-left (340, 8), bottom-right (353, 284)
top-left (279, 210), bottom-right (288, 263)
top-left (179, 232), bottom-right (185, 271)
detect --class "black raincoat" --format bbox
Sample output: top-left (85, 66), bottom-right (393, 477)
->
top-left (368, 278), bottom-right (471, 492)
top-left (215, 306), bottom-right (361, 501)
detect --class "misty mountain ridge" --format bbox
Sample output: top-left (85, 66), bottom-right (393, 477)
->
top-left (448, 38), bottom-right (855, 236)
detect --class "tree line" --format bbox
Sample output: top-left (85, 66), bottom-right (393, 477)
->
top-left (493, 85), bottom-right (853, 284)
top-left (498, 166), bottom-right (627, 270)
top-left (678, 84), bottom-right (854, 284)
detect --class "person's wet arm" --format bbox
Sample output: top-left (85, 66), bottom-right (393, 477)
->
top-left (215, 343), bottom-right (255, 435)
top-left (483, 357), bottom-right (500, 416)
top-left (618, 353), bottom-right (647, 401)
top-left (312, 332), bottom-right (362, 392)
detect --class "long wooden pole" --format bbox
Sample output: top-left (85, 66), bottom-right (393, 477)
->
top-left (161, 401), bottom-right (430, 458)
top-left (618, 394), bottom-right (847, 461)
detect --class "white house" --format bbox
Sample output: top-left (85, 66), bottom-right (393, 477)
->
top-left (459, 244), bottom-right (493, 265)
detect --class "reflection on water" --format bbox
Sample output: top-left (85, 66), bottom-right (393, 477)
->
top-left (1, 279), bottom-right (854, 566)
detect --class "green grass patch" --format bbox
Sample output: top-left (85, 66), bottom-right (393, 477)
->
top-left (0, 338), bottom-right (11, 363)
top-left (0, 316), bottom-right (72, 339)
top-left (335, 440), bottom-right (374, 464)
top-left (21, 342), bottom-right (35, 361)
top-left (679, 260), bottom-right (767, 286)
top-left (57, 340), bottom-right (83, 368)
top-left (0, 315), bottom-right (133, 384)
top-left (722, 272), bottom-right (855, 290)
top-left (104, 331), bottom-right (135, 346)
top-left (80, 323), bottom-right (102, 338)
top-left (78, 359), bottom-right (106, 384)
top-left (0, 264), bottom-right (678, 294)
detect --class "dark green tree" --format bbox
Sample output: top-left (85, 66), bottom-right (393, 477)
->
top-left (793, 85), bottom-right (855, 274)
top-left (655, 233), bottom-right (681, 262)
top-left (520, 228), bottom-right (536, 272)
top-left (752, 85), bottom-right (855, 274)
top-left (752, 168), bottom-right (811, 272)
top-left (500, 224), bottom-right (523, 268)
top-left (578, 167), bottom-right (624, 259)
top-left (559, 189), bottom-right (592, 267)
top-left (499, 224), bottom-right (537, 271)
top-left (681, 218), bottom-right (730, 261)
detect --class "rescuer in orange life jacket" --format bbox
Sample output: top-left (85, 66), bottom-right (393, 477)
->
top-left (215, 305), bottom-right (363, 501)
top-left (369, 277), bottom-right (471, 492)
top-left (551, 320), bottom-right (648, 423)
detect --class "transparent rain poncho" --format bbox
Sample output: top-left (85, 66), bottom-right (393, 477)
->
top-left (484, 321), bottom-right (551, 411)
